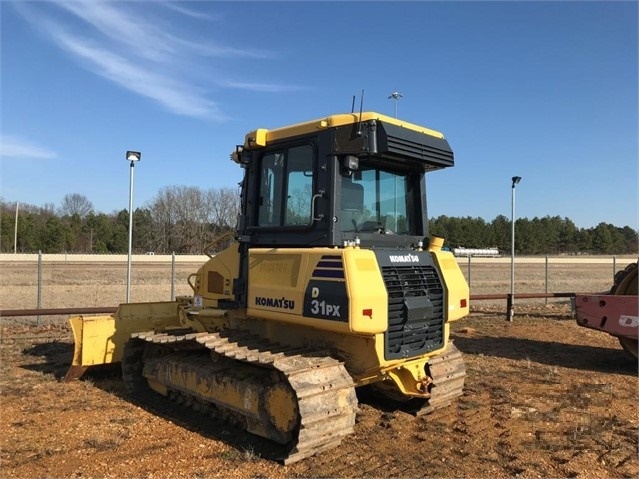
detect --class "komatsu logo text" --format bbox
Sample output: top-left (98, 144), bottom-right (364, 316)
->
top-left (389, 254), bottom-right (420, 263)
top-left (255, 296), bottom-right (295, 310)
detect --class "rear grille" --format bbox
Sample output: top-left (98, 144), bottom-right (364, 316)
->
top-left (380, 122), bottom-right (454, 169)
top-left (386, 135), bottom-right (454, 166)
top-left (382, 265), bottom-right (445, 360)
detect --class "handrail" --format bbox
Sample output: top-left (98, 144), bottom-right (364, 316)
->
top-left (1, 307), bottom-right (117, 317)
top-left (203, 231), bottom-right (236, 259)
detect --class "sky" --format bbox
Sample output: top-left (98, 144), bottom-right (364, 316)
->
top-left (1, 0), bottom-right (637, 230)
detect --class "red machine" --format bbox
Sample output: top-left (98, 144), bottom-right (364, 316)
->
top-left (575, 262), bottom-right (638, 359)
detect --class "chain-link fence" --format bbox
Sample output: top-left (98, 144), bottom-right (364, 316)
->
top-left (1, 253), bottom-right (635, 323)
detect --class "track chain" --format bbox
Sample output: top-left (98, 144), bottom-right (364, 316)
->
top-left (127, 328), bottom-right (358, 464)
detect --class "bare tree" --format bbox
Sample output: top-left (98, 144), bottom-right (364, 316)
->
top-left (287, 183), bottom-right (312, 225)
top-left (59, 193), bottom-right (93, 218)
top-left (147, 186), bottom-right (209, 253)
top-left (207, 186), bottom-right (240, 231)
top-left (144, 185), bottom-right (241, 254)
top-left (172, 185), bottom-right (209, 253)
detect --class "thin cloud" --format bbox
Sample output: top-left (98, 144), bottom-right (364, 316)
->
top-left (0, 135), bottom-right (57, 159)
top-left (53, 1), bottom-right (178, 63)
top-left (53, 30), bottom-right (223, 119)
top-left (12, 2), bottom-right (279, 120)
top-left (162, 1), bottom-right (220, 21)
top-left (53, 1), bottom-right (272, 62)
top-left (221, 81), bottom-right (309, 93)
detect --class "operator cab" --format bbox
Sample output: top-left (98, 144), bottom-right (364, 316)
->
top-left (234, 112), bottom-right (454, 250)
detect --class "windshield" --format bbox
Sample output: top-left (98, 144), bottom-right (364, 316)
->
top-left (339, 167), bottom-right (417, 235)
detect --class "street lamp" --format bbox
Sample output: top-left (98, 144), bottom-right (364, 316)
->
top-left (126, 150), bottom-right (141, 303)
top-left (387, 91), bottom-right (403, 118)
top-left (508, 176), bottom-right (522, 321)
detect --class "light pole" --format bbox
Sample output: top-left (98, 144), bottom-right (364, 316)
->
top-left (387, 91), bottom-right (403, 118)
top-left (126, 150), bottom-right (141, 303)
top-left (508, 176), bottom-right (522, 321)
top-left (14, 202), bottom-right (19, 254)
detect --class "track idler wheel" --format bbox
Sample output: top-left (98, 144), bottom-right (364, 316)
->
top-left (263, 382), bottom-right (299, 436)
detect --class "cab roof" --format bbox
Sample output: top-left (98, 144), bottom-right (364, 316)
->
top-left (244, 112), bottom-right (445, 148)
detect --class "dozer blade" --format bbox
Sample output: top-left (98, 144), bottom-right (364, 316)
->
top-left (64, 301), bottom-right (185, 382)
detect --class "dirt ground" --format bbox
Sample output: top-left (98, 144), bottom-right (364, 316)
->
top-left (1, 303), bottom-right (637, 479)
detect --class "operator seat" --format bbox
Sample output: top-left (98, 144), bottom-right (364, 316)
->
top-left (340, 178), bottom-right (364, 232)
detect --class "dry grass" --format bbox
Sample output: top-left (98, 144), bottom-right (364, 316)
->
top-left (0, 262), bottom-right (196, 311)
top-left (0, 258), bottom-right (626, 313)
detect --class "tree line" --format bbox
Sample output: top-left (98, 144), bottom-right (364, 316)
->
top-left (1, 187), bottom-right (239, 255)
top-left (429, 215), bottom-right (637, 255)
top-left (1, 190), bottom-right (637, 255)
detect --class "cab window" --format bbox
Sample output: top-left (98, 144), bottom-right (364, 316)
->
top-left (339, 167), bottom-right (414, 235)
top-left (257, 144), bottom-right (314, 227)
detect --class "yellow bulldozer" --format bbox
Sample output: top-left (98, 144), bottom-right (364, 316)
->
top-left (65, 111), bottom-right (470, 463)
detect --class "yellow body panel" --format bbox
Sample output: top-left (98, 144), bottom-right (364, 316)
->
top-left (192, 245), bottom-right (240, 302)
top-left (431, 250), bottom-right (470, 322)
top-left (246, 247), bottom-right (387, 334)
top-left (342, 248), bottom-right (388, 334)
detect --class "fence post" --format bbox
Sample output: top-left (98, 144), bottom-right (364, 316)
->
top-left (37, 250), bottom-right (42, 326)
top-left (171, 252), bottom-right (176, 301)
top-left (545, 255), bottom-right (549, 305)
top-left (612, 255), bottom-right (616, 281)
top-left (506, 293), bottom-right (513, 321)
top-left (467, 255), bottom-right (471, 292)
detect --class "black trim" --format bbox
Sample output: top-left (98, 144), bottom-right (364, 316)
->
top-left (312, 269), bottom-right (345, 279)
top-left (377, 122), bottom-right (454, 169)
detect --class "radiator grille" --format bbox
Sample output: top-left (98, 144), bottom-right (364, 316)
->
top-left (382, 265), bottom-right (445, 360)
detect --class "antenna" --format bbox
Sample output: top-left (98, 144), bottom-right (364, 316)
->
top-left (351, 95), bottom-right (356, 113)
top-left (356, 89), bottom-right (364, 136)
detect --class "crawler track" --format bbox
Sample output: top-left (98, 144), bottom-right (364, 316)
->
top-left (416, 342), bottom-right (466, 416)
top-left (122, 328), bottom-right (358, 464)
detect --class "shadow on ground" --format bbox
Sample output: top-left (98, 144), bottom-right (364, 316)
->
top-left (453, 334), bottom-right (637, 376)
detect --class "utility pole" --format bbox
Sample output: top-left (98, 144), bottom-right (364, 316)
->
top-left (14, 202), bottom-right (19, 254)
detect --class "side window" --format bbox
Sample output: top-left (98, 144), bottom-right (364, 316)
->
top-left (258, 153), bottom-right (283, 226)
top-left (257, 144), bottom-right (314, 227)
top-left (285, 145), bottom-right (313, 225)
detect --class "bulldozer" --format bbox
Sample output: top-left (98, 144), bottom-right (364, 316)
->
top-left (65, 111), bottom-right (470, 463)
